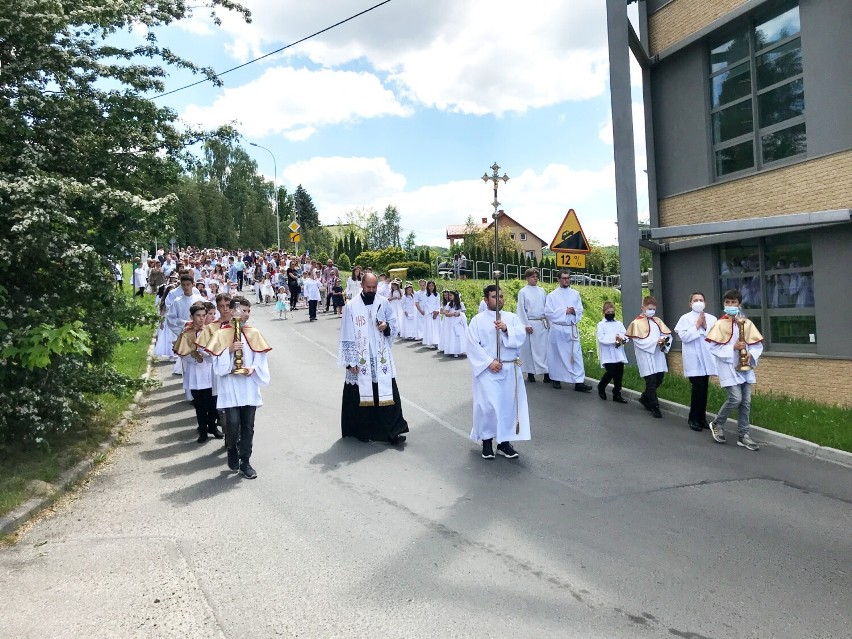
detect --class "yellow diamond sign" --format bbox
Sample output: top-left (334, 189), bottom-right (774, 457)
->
top-left (288, 221), bottom-right (300, 233)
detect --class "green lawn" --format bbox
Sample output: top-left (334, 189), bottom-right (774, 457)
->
top-left (0, 265), bottom-right (154, 521)
top-left (451, 278), bottom-right (852, 452)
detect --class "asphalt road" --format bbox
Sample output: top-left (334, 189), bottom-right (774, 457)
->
top-left (1, 301), bottom-right (850, 639)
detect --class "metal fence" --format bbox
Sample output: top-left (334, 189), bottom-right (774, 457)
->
top-left (434, 257), bottom-right (652, 289)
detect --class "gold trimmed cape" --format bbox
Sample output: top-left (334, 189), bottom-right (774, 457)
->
top-left (172, 323), bottom-right (197, 356)
top-left (195, 320), bottom-right (225, 350)
top-left (705, 315), bottom-right (763, 345)
top-left (202, 323), bottom-right (272, 357)
top-left (625, 315), bottom-right (671, 339)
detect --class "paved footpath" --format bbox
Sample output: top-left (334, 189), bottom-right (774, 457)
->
top-left (1, 303), bottom-right (850, 638)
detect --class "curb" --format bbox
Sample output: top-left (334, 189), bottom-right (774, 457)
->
top-left (585, 376), bottom-right (852, 469)
top-left (0, 335), bottom-right (158, 538)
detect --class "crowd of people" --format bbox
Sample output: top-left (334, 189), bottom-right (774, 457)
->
top-left (131, 247), bottom-right (766, 480)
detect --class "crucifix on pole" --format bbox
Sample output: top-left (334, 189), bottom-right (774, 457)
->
top-left (481, 161), bottom-right (509, 358)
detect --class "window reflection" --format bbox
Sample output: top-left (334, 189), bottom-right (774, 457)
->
top-left (755, 3), bottom-right (801, 51)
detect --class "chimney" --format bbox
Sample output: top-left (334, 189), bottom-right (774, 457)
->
top-left (481, 218), bottom-right (487, 224)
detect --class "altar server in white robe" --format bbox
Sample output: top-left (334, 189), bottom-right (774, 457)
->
top-left (165, 274), bottom-right (204, 380)
top-left (467, 284), bottom-right (531, 460)
top-left (516, 268), bottom-right (550, 383)
top-left (674, 292), bottom-right (718, 431)
top-left (544, 270), bottom-right (593, 392)
top-left (595, 301), bottom-right (629, 403)
top-left (206, 299), bottom-right (271, 479)
top-left (625, 295), bottom-right (671, 419)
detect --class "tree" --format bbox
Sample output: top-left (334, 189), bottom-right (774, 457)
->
top-left (294, 184), bottom-right (320, 230)
top-left (0, 0), bottom-right (249, 446)
top-left (403, 231), bottom-right (417, 258)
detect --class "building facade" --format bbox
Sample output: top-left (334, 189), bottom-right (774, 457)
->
top-left (447, 212), bottom-right (548, 262)
top-left (618, 0), bottom-right (851, 406)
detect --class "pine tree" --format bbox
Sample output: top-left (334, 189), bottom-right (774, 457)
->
top-left (354, 237), bottom-right (363, 260)
top-left (348, 231), bottom-right (357, 260)
top-left (293, 184), bottom-right (320, 230)
top-left (336, 238), bottom-right (344, 259)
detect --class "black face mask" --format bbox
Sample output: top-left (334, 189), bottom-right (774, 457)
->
top-left (361, 291), bottom-right (376, 305)
top-left (605, 313), bottom-right (615, 321)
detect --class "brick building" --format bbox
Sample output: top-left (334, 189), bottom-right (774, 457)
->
top-left (611, 0), bottom-right (851, 406)
top-left (446, 211), bottom-right (548, 262)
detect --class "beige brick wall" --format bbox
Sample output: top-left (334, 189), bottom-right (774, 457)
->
top-left (667, 354), bottom-right (850, 407)
top-left (649, 0), bottom-right (750, 55)
top-left (659, 150), bottom-right (852, 228)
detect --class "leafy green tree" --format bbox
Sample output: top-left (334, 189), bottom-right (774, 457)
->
top-left (337, 253), bottom-right (352, 271)
top-left (0, 0), bottom-right (249, 446)
top-left (403, 231), bottom-right (417, 258)
top-left (294, 184), bottom-right (320, 230)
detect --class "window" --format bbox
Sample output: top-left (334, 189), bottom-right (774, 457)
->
top-left (510, 233), bottom-right (515, 240)
top-left (718, 233), bottom-right (816, 350)
top-left (520, 233), bottom-right (527, 241)
top-left (709, 1), bottom-right (805, 178)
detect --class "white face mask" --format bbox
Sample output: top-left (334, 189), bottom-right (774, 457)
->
top-left (644, 308), bottom-right (656, 318)
top-left (691, 301), bottom-right (705, 313)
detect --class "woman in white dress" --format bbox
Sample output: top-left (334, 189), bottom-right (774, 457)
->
top-left (345, 265), bottom-right (363, 301)
top-left (388, 280), bottom-right (403, 337)
top-left (421, 280), bottom-right (441, 348)
top-left (400, 284), bottom-right (418, 339)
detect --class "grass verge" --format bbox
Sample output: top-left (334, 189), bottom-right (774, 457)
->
top-left (450, 278), bottom-right (851, 452)
top-left (0, 265), bottom-right (154, 520)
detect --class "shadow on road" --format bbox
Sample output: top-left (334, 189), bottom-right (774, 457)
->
top-left (160, 470), bottom-right (242, 505)
top-left (309, 437), bottom-right (392, 473)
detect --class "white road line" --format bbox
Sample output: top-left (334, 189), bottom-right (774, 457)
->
top-left (289, 324), bottom-right (471, 440)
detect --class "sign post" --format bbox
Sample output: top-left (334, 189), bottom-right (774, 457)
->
top-left (548, 209), bottom-right (591, 269)
top-left (288, 221), bottom-right (301, 252)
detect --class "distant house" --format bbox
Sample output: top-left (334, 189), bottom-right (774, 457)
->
top-left (446, 211), bottom-right (548, 262)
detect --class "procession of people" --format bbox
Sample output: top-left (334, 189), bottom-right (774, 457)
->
top-left (139, 245), bottom-right (764, 482)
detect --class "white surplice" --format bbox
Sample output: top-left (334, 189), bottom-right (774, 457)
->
top-left (674, 311), bottom-right (718, 377)
top-left (631, 318), bottom-right (669, 377)
top-left (516, 284), bottom-right (549, 375)
top-left (708, 322), bottom-right (763, 387)
top-left (466, 310), bottom-right (531, 443)
top-left (596, 319), bottom-right (629, 366)
top-left (544, 286), bottom-right (586, 383)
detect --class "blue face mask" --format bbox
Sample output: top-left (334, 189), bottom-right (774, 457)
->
top-left (724, 306), bottom-right (740, 316)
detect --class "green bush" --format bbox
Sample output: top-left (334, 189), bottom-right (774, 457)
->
top-left (386, 261), bottom-right (431, 280)
top-left (336, 253), bottom-right (352, 271)
top-left (355, 247), bottom-right (408, 274)
top-left (315, 251), bottom-right (329, 264)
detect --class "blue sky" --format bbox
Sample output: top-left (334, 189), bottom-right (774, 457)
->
top-left (144, 0), bottom-right (646, 247)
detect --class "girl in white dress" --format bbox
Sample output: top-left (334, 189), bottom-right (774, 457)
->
top-left (442, 291), bottom-right (467, 357)
top-left (421, 280), bottom-right (441, 348)
top-left (261, 275), bottom-right (275, 304)
top-left (438, 290), bottom-right (453, 352)
top-left (400, 284), bottom-right (418, 340)
top-left (388, 280), bottom-right (403, 337)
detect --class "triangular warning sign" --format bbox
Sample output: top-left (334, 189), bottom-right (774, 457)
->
top-left (549, 209), bottom-right (591, 253)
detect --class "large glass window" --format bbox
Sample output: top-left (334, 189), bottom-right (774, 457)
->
top-left (718, 233), bottom-right (816, 350)
top-left (708, 1), bottom-right (805, 178)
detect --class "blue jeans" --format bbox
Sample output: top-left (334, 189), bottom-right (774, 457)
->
top-left (715, 382), bottom-right (752, 436)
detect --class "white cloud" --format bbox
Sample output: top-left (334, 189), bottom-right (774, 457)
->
top-left (180, 67), bottom-right (411, 139)
top-left (281, 156), bottom-right (622, 247)
top-left (209, 0), bottom-right (613, 116)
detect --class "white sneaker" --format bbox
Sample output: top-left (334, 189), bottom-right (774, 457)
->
top-left (737, 434), bottom-right (759, 451)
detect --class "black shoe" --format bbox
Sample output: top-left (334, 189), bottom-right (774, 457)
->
top-left (543, 374), bottom-right (551, 383)
top-left (481, 439), bottom-right (495, 459)
top-left (701, 420), bottom-right (711, 430)
top-left (651, 406), bottom-right (663, 418)
top-left (612, 394), bottom-right (628, 404)
top-left (239, 460), bottom-right (258, 479)
top-left (598, 387), bottom-right (607, 400)
top-left (574, 383), bottom-right (593, 393)
top-left (389, 435), bottom-right (406, 445)
top-left (208, 426), bottom-right (224, 439)
top-left (639, 395), bottom-right (652, 411)
top-left (527, 373), bottom-right (536, 382)
top-left (551, 381), bottom-right (562, 389)
top-left (688, 419), bottom-right (704, 432)
top-left (227, 447), bottom-right (239, 471)
top-left (196, 432), bottom-right (208, 443)
top-left (496, 442), bottom-right (519, 459)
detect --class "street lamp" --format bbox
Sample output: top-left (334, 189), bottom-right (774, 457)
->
top-left (249, 142), bottom-right (280, 250)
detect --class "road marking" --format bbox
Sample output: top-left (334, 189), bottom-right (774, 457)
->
top-left (288, 324), bottom-right (471, 439)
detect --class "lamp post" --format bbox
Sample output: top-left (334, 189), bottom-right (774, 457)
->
top-left (481, 161), bottom-right (509, 358)
top-left (249, 142), bottom-right (280, 250)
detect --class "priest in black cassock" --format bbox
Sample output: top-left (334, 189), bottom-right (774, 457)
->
top-left (338, 273), bottom-right (409, 445)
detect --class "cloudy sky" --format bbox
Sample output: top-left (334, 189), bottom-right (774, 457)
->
top-left (150, 0), bottom-right (646, 247)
